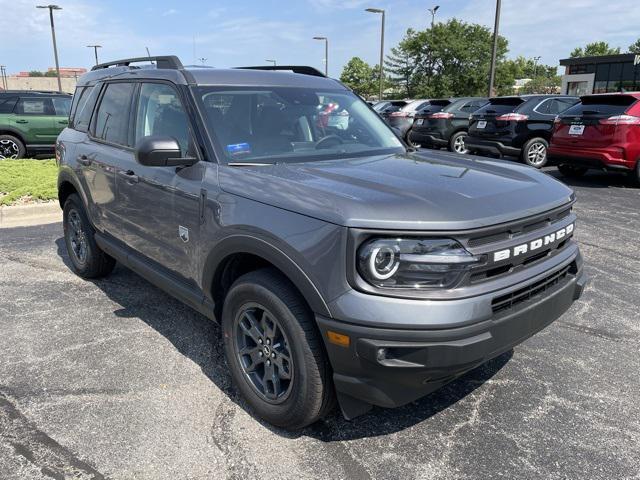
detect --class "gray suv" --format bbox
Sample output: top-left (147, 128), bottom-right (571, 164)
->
top-left (56, 56), bottom-right (587, 429)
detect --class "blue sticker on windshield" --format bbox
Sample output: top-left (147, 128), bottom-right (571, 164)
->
top-left (226, 143), bottom-right (251, 155)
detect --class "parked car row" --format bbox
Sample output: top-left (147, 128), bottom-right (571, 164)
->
top-left (376, 92), bottom-right (640, 184)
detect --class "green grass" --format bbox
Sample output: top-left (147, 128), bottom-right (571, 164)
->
top-left (0, 159), bottom-right (58, 206)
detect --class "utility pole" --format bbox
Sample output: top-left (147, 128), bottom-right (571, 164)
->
top-left (37, 5), bottom-right (62, 92)
top-left (0, 66), bottom-right (7, 90)
top-left (265, 59), bottom-right (276, 66)
top-left (428, 5), bottom-right (440, 29)
top-left (87, 45), bottom-right (102, 65)
top-left (313, 37), bottom-right (329, 76)
top-left (366, 8), bottom-right (385, 100)
top-left (487, 0), bottom-right (501, 97)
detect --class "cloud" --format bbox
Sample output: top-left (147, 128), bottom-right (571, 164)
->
top-left (307, 0), bottom-right (369, 11)
top-left (161, 9), bottom-right (178, 17)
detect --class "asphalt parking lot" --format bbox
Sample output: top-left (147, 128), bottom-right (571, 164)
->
top-left (1, 167), bottom-right (639, 480)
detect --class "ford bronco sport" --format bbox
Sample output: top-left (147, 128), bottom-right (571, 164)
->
top-left (0, 90), bottom-right (72, 158)
top-left (56, 56), bottom-right (587, 429)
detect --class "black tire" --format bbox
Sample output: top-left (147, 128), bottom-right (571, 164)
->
top-left (405, 129), bottom-right (420, 148)
top-left (629, 160), bottom-right (640, 187)
top-left (449, 131), bottom-right (469, 154)
top-left (0, 134), bottom-right (26, 159)
top-left (222, 268), bottom-right (335, 429)
top-left (557, 164), bottom-right (588, 178)
top-left (521, 137), bottom-right (549, 168)
top-left (63, 194), bottom-right (115, 278)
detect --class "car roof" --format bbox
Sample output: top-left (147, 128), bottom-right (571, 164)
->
top-left (76, 57), bottom-right (347, 91)
top-left (0, 90), bottom-right (70, 97)
top-left (580, 91), bottom-right (640, 99)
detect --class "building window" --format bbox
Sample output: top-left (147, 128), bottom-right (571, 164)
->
top-left (568, 64), bottom-right (595, 75)
top-left (567, 81), bottom-right (590, 96)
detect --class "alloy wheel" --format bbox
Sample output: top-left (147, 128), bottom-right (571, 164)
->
top-left (453, 134), bottom-right (469, 154)
top-left (234, 304), bottom-right (293, 404)
top-left (527, 142), bottom-right (547, 167)
top-left (0, 139), bottom-right (19, 159)
top-left (67, 209), bottom-right (88, 265)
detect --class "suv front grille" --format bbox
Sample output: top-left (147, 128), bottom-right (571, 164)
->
top-left (491, 264), bottom-right (573, 314)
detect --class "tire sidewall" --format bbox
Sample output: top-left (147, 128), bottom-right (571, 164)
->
top-left (63, 195), bottom-right (99, 276)
top-left (523, 137), bottom-right (549, 168)
top-left (0, 135), bottom-right (26, 159)
top-left (222, 278), bottom-right (320, 427)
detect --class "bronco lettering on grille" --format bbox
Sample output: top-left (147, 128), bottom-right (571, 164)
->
top-left (493, 224), bottom-right (574, 262)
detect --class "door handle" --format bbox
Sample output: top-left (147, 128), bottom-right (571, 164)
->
top-left (15, 119), bottom-right (28, 124)
top-left (77, 154), bottom-right (92, 166)
top-left (58, 120), bottom-right (69, 125)
top-left (118, 169), bottom-right (139, 183)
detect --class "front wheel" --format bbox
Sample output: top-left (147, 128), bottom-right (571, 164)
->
top-left (0, 135), bottom-right (26, 159)
top-left (557, 164), bottom-right (588, 178)
top-left (449, 131), bottom-right (469, 154)
top-left (222, 268), bottom-right (335, 429)
top-left (522, 137), bottom-right (549, 168)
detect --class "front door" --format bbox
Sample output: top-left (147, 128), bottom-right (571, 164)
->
top-left (115, 81), bottom-right (203, 284)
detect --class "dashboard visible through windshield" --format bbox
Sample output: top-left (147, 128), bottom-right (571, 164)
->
top-left (194, 86), bottom-right (404, 164)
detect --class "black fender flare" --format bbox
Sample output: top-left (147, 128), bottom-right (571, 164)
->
top-left (201, 234), bottom-right (332, 318)
top-left (57, 166), bottom-right (90, 211)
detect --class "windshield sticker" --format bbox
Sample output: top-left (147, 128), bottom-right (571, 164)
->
top-left (226, 143), bottom-right (251, 156)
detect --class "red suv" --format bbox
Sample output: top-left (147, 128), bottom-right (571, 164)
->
top-left (548, 93), bottom-right (640, 183)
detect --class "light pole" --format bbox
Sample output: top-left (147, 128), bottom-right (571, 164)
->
top-left (265, 59), bottom-right (276, 66)
top-left (37, 5), bottom-right (62, 92)
top-left (366, 7), bottom-right (385, 100)
top-left (487, 0), bottom-right (501, 97)
top-left (0, 66), bottom-right (7, 90)
top-left (198, 57), bottom-right (207, 65)
top-left (86, 45), bottom-right (102, 65)
top-left (313, 36), bottom-right (328, 76)
top-left (428, 5), bottom-right (440, 29)
top-left (533, 56), bottom-right (541, 78)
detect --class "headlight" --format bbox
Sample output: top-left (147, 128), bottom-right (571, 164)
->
top-left (357, 238), bottom-right (483, 289)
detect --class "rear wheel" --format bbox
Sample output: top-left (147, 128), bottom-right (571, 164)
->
top-left (629, 160), bottom-right (640, 187)
top-left (0, 135), bottom-right (26, 159)
top-left (63, 194), bottom-right (115, 278)
top-left (222, 268), bottom-right (335, 429)
top-left (405, 129), bottom-right (420, 148)
top-left (522, 137), bottom-right (549, 168)
top-left (449, 131), bottom-right (469, 154)
top-left (557, 164), bottom-right (588, 178)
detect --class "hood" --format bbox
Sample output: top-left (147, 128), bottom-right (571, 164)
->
top-left (218, 151), bottom-right (574, 230)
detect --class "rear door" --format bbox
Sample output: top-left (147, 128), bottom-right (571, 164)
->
top-left (10, 97), bottom-right (57, 145)
top-left (469, 97), bottom-right (525, 137)
top-left (553, 95), bottom-right (639, 149)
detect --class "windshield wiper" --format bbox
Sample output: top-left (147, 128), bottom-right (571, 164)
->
top-left (228, 162), bottom-right (275, 167)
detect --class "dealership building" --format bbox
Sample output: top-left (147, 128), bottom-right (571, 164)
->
top-left (560, 53), bottom-right (640, 96)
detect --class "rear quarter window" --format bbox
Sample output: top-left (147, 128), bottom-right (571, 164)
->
top-left (0, 96), bottom-right (18, 114)
top-left (74, 85), bottom-right (102, 133)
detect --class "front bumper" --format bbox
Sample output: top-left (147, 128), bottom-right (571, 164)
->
top-left (318, 255), bottom-right (587, 419)
top-left (465, 137), bottom-right (521, 157)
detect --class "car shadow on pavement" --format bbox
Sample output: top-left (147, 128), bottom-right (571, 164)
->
top-left (545, 168), bottom-right (635, 189)
top-left (55, 237), bottom-right (513, 441)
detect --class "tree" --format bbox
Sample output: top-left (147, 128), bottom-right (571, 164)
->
top-left (339, 57), bottom-right (376, 98)
top-left (570, 41), bottom-right (621, 58)
top-left (497, 56), bottom-right (560, 94)
top-left (44, 70), bottom-right (58, 77)
top-left (629, 38), bottom-right (640, 54)
top-left (383, 19), bottom-right (509, 98)
top-left (28, 71), bottom-right (44, 77)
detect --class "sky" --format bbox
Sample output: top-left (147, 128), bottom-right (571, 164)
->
top-left (1, 0), bottom-right (639, 77)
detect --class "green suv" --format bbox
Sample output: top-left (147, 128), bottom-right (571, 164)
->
top-left (0, 90), bottom-right (72, 159)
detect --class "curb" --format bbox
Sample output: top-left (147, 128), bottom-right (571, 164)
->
top-left (0, 201), bottom-right (62, 229)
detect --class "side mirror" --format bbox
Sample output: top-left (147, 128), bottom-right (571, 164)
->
top-left (134, 135), bottom-right (197, 167)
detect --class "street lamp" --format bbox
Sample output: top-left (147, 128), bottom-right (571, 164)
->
top-left (86, 45), bottom-right (102, 65)
top-left (428, 5), bottom-right (440, 29)
top-left (533, 56), bottom-right (541, 78)
top-left (487, 0), bottom-right (501, 97)
top-left (365, 7), bottom-right (385, 100)
top-left (198, 57), bottom-right (207, 65)
top-left (313, 36), bottom-right (329, 76)
top-left (265, 59), bottom-right (276, 67)
top-left (36, 4), bottom-right (62, 92)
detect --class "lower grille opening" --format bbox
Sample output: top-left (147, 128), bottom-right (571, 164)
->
top-left (491, 264), bottom-right (573, 314)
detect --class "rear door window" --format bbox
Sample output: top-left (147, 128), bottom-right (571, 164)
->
top-left (474, 97), bottom-right (524, 115)
top-left (15, 97), bottom-right (55, 115)
top-left (92, 82), bottom-right (135, 146)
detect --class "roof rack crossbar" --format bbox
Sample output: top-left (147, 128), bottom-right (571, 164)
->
top-left (91, 55), bottom-right (183, 71)
top-left (234, 65), bottom-right (326, 77)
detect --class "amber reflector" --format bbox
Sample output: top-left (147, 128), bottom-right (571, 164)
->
top-left (327, 331), bottom-right (350, 347)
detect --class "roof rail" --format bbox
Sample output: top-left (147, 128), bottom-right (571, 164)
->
top-left (235, 65), bottom-right (326, 78)
top-left (0, 89), bottom-right (70, 95)
top-left (91, 55), bottom-right (183, 71)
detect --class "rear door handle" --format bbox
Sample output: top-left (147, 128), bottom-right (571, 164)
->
top-left (118, 169), bottom-right (139, 183)
top-left (58, 120), bottom-right (69, 125)
top-left (77, 154), bottom-right (92, 166)
top-left (15, 119), bottom-right (28, 124)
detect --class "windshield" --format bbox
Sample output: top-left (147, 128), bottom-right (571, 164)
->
top-left (194, 86), bottom-right (404, 164)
